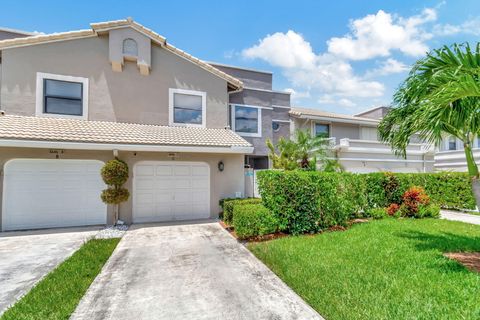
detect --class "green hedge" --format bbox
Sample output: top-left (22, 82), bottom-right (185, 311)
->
top-left (233, 203), bottom-right (279, 239)
top-left (222, 198), bottom-right (262, 225)
top-left (257, 171), bottom-right (366, 234)
top-left (365, 172), bottom-right (476, 210)
top-left (257, 170), bottom-right (476, 235)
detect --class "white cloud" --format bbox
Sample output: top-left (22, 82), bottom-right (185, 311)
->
top-left (338, 98), bottom-right (357, 108)
top-left (327, 9), bottom-right (436, 60)
top-left (284, 88), bottom-right (311, 101)
top-left (365, 58), bottom-right (409, 77)
top-left (433, 18), bottom-right (480, 37)
top-left (242, 30), bottom-right (316, 69)
top-left (242, 31), bottom-right (384, 100)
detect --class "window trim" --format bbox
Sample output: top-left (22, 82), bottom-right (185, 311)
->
top-left (447, 136), bottom-right (457, 151)
top-left (168, 88), bottom-right (206, 128)
top-left (230, 104), bottom-right (262, 138)
top-left (312, 121), bottom-right (330, 138)
top-left (35, 72), bottom-right (89, 120)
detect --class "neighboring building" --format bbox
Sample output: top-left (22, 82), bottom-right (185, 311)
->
top-left (354, 106), bottom-right (392, 119)
top-left (435, 136), bottom-right (480, 172)
top-left (0, 27), bottom-right (36, 41)
top-left (209, 63), bottom-right (291, 169)
top-left (290, 107), bottom-right (435, 173)
top-left (0, 19), bottom-right (253, 231)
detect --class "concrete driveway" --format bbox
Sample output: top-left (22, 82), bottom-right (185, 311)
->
top-left (72, 222), bottom-right (322, 320)
top-left (0, 227), bottom-right (99, 315)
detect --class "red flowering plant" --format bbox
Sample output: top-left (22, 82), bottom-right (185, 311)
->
top-left (386, 203), bottom-right (400, 216)
top-left (401, 186), bottom-right (430, 217)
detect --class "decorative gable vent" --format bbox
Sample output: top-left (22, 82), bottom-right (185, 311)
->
top-left (122, 38), bottom-right (138, 57)
top-left (109, 28), bottom-right (151, 75)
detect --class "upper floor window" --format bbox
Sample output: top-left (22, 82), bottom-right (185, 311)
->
top-left (36, 72), bottom-right (89, 120)
top-left (314, 123), bottom-right (330, 138)
top-left (448, 136), bottom-right (457, 151)
top-left (169, 88), bottom-right (206, 127)
top-left (231, 105), bottom-right (262, 137)
top-left (123, 38), bottom-right (138, 57)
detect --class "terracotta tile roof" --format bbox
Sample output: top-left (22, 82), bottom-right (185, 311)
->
top-left (0, 115), bottom-right (252, 148)
top-left (0, 19), bottom-right (243, 90)
top-left (290, 107), bottom-right (379, 123)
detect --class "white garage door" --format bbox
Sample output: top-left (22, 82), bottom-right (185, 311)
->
top-left (2, 159), bottom-right (107, 231)
top-left (133, 161), bottom-right (210, 223)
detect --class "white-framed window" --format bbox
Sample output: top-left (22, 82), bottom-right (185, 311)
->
top-left (169, 88), bottom-right (206, 127)
top-left (313, 122), bottom-right (330, 138)
top-left (231, 104), bottom-right (262, 137)
top-left (35, 72), bottom-right (89, 120)
top-left (448, 136), bottom-right (457, 150)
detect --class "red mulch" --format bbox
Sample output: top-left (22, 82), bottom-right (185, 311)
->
top-left (444, 252), bottom-right (480, 273)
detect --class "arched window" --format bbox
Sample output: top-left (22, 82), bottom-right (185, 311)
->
top-left (123, 38), bottom-right (138, 57)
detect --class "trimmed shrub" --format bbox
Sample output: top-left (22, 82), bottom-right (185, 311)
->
top-left (257, 170), bottom-right (475, 235)
top-left (101, 188), bottom-right (130, 204)
top-left (365, 207), bottom-right (388, 219)
top-left (222, 198), bottom-right (262, 225)
top-left (233, 204), bottom-right (279, 239)
top-left (101, 159), bottom-right (129, 185)
top-left (257, 170), bottom-right (366, 234)
top-left (365, 172), bottom-right (475, 210)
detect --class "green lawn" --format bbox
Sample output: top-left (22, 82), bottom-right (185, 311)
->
top-left (1, 238), bottom-right (120, 320)
top-left (248, 219), bottom-right (480, 320)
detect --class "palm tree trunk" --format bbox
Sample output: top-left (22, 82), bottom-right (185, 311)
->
top-left (464, 143), bottom-right (479, 177)
top-left (464, 142), bottom-right (480, 210)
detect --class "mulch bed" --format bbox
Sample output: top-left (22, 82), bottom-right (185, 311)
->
top-left (444, 252), bottom-right (480, 273)
top-left (219, 218), bottom-right (370, 243)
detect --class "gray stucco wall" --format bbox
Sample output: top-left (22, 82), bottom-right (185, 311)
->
top-left (210, 64), bottom-right (272, 90)
top-left (0, 147), bottom-right (244, 229)
top-left (228, 89), bottom-right (291, 157)
top-left (1, 35), bottom-right (230, 128)
top-left (0, 30), bottom-right (31, 41)
top-left (292, 118), bottom-right (361, 140)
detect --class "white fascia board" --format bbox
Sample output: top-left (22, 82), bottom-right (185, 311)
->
top-left (0, 139), bottom-right (254, 154)
top-left (336, 157), bottom-right (435, 163)
top-left (298, 115), bottom-right (379, 126)
top-left (336, 146), bottom-right (428, 156)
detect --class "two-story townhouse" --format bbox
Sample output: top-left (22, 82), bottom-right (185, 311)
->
top-left (209, 63), bottom-right (291, 170)
top-left (290, 107), bottom-right (435, 173)
top-left (0, 19), bottom-right (253, 231)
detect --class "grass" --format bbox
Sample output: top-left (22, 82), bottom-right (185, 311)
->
top-left (1, 238), bottom-right (120, 320)
top-left (248, 218), bottom-right (480, 320)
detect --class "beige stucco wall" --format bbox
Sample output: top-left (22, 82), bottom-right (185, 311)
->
top-left (0, 35), bottom-right (229, 127)
top-left (0, 147), bottom-right (244, 230)
top-left (292, 118), bottom-right (361, 140)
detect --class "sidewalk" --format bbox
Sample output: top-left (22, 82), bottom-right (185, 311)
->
top-left (441, 210), bottom-right (480, 225)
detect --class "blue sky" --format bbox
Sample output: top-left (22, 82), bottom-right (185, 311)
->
top-left (2, 0), bottom-right (479, 114)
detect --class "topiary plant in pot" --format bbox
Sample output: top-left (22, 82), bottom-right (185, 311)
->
top-left (100, 158), bottom-right (130, 224)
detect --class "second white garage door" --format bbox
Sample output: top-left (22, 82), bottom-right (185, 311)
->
top-left (133, 161), bottom-right (210, 223)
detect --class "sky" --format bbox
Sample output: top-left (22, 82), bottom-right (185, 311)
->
top-left (1, 0), bottom-right (480, 114)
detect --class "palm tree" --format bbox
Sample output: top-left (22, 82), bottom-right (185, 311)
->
top-left (266, 129), bottom-right (334, 170)
top-left (379, 43), bottom-right (480, 178)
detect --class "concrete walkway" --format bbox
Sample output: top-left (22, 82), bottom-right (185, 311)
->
top-left (441, 210), bottom-right (480, 225)
top-left (0, 227), bottom-right (99, 315)
top-left (71, 222), bottom-right (322, 320)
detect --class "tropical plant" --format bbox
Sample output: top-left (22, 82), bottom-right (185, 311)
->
top-left (266, 129), bottom-right (334, 170)
top-left (100, 158), bottom-right (130, 224)
top-left (379, 43), bottom-right (480, 178)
